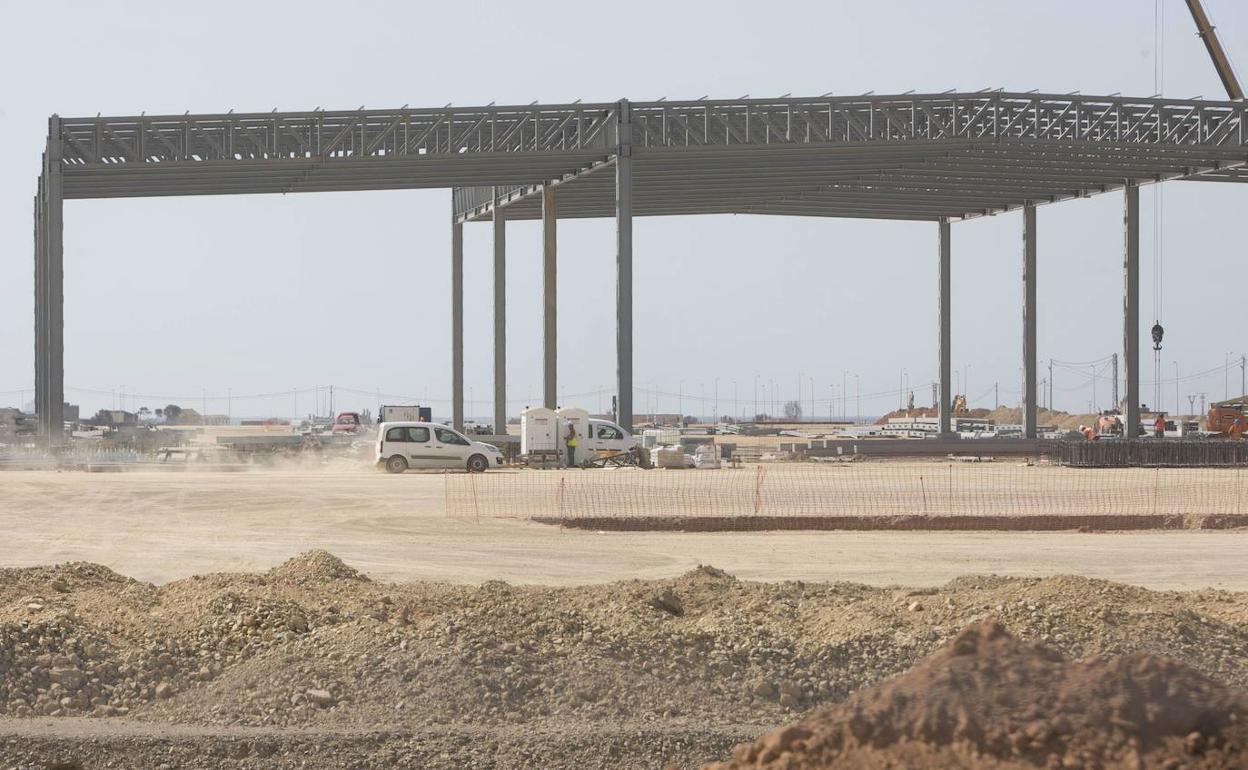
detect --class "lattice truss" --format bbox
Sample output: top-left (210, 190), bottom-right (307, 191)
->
top-left (49, 92), bottom-right (1248, 220)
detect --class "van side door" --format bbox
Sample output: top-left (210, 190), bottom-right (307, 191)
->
top-left (385, 425), bottom-right (437, 468)
top-left (432, 427), bottom-right (473, 468)
top-left (594, 422), bottom-right (627, 452)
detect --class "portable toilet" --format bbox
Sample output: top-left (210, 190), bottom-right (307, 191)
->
top-left (555, 407), bottom-right (591, 452)
top-left (520, 407), bottom-right (557, 455)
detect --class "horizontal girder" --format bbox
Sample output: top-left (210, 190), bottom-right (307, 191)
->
top-left (47, 91), bottom-right (1248, 220)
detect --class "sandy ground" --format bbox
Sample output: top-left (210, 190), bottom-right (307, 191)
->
top-left (2, 468), bottom-right (1248, 590)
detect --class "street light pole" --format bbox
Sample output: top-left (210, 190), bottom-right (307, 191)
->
top-left (842, 370), bottom-right (847, 423)
top-left (1173, 361), bottom-right (1179, 416)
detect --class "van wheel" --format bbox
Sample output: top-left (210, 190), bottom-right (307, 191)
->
top-left (466, 454), bottom-right (489, 473)
top-left (385, 455), bottom-right (409, 474)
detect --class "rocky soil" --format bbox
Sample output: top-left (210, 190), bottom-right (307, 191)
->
top-left (705, 620), bottom-right (1248, 769)
top-left (1, 551), bottom-right (1247, 768)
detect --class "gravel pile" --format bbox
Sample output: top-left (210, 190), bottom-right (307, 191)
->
top-left (0, 553), bottom-right (1246, 768)
top-left (705, 620), bottom-right (1248, 769)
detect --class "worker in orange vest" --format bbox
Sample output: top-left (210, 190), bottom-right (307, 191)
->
top-left (1079, 425), bottom-right (1097, 442)
top-left (1153, 414), bottom-right (1166, 439)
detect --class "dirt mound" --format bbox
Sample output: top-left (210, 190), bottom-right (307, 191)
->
top-left (706, 620), bottom-right (1248, 769)
top-left (267, 550), bottom-right (370, 584)
top-left (0, 561), bottom-right (134, 594)
top-left (3, 557), bottom-right (1248, 768)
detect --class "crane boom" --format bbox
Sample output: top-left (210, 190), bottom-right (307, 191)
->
top-left (1185, 0), bottom-right (1245, 101)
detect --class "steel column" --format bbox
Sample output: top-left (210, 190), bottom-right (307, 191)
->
top-left (33, 180), bottom-right (44, 438)
top-left (451, 205), bottom-right (464, 431)
top-left (542, 185), bottom-right (557, 410)
top-left (1123, 181), bottom-right (1140, 437)
top-left (615, 100), bottom-right (634, 431)
top-left (1022, 204), bottom-right (1038, 438)
top-left (37, 118), bottom-right (65, 442)
top-left (937, 218), bottom-right (952, 438)
top-left (493, 188), bottom-right (507, 434)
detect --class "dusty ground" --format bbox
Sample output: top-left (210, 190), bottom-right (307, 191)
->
top-left (3, 468), bottom-right (1248, 590)
top-left (1, 554), bottom-right (1248, 769)
top-left (4, 467), bottom-right (1248, 768)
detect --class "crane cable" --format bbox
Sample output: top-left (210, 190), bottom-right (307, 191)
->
top-left (1152, 0), bottom-right (1166, 410)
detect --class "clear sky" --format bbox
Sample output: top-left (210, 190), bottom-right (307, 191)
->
top-left (2, 0), bottom-right (1246, 421)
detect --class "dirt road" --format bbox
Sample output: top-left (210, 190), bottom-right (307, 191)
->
top-left (2, 468), bottom-right (1248, 589)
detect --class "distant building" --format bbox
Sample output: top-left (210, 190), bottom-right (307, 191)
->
top-left (89, 409), bottom-right (138, 427)
top-left (201, 414), bottom-right (231, 426)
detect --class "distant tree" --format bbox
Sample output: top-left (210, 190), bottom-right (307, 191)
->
top-left (155, 408), bottom-right (164, 419)
top-left (784, 400), bottom-right (803, 420)
top-left (163, 404), bottom-right (182, 423)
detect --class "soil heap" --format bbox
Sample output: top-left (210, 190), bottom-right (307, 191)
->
top-left (706, 620), bottom-right (1248, 769)
top-left (2, 554), bottom-right (1248, 768)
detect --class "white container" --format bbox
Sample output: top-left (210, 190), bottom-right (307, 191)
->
top-left (520, 407), bottom-right (557, 454)
top-left (555, 408), bottom-right (590, 450)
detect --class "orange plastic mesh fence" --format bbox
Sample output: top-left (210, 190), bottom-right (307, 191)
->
top-left (445, 462), bottom-right (1248, 525)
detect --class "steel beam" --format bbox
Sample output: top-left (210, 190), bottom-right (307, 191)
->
top-left (1123, 181), bottom-right (1140, 437)
top-left (615, 101), bottom-right (634, 431)
top-left (937, 218), bottom-right (952, 438)
top-left (451, 207), bottom-right (464, 431)
top-left (542, 185), bottom-right (557, 410)
top-left (492, 187), bottom-right (506, 434)
top-left (38, 118), bottom-right (65, 443)
top-left (1022, 204), bottom-right (1038, 438)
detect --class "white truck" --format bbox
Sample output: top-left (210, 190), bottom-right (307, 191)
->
top-left (375, 422), bottom-right (503, 473)
top-left (379, 405), bottom-right (431, 423)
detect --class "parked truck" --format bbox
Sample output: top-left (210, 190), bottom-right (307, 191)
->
top-left (379, 405), bottom-right (431, 423)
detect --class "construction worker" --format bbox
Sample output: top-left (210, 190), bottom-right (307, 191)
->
top-left (1230, 413), bottom-right (1247, 440)
top-left (1079, 424), bottom-right (1097, 442)
top-left (1154, 414), bottom-right (1166, 439)
top-left (565, 423), bottom-right (580, 468)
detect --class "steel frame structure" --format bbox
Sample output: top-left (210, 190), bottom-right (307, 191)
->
top-left (33, 92), bottom-right (1248, 438)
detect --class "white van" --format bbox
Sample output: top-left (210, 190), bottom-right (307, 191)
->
top-left (585, 418), bottom-right (636, 454)
top-left (375, 422), bottom-right (503, 473)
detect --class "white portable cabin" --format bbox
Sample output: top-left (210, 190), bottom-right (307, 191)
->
top-left (555, 407), bottom-right (591, 448)
top-left (520, 407), bottom-right (558, 454)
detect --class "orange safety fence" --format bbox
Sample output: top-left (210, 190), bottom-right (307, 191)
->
top-left (445, 461), bottom-right (1248, 530)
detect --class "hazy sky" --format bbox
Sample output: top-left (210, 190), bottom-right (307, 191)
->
top-left (2, 0), bottom-right (1246, 421)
